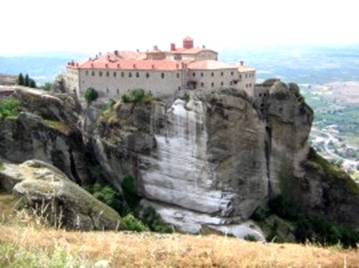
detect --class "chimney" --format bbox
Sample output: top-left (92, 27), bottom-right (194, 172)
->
top-left (170, 43), bottom-right (176, 51)
top-left (133, 64), bottom-right (136, 69)
top-left (240, 61), bottom-right (244, 66)
top-left (114, 50), bottom-right (118, 56)
top-left (117, 63), bottom-right (120, 68)
top-left (202, 45), bottom-right (205, 48)
top-left (91, 63), bottom-right (94, 68)
top-left (153, 45), bottom-right (158, 51)
top-left (105, 63), bottom-right (109, 68)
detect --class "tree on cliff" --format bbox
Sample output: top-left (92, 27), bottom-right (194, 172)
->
top-left (24, 74), bottom-right (30, 87)
top-left (16, 73), bottom-right (24, 86)
top-left (84, 87), bottom-right (98, 105)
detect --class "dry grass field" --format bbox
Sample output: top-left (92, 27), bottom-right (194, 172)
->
top-left (0, 223), bottom-right (359, 268)
top-left (1, 192), bottom-right (359, 267)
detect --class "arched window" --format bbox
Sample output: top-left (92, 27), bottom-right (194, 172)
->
top-left (136, 72), bottom-right (140, 78)
top-left (221, 81), bottom-right (224, 86)
top-left (106, 71), bottom-right (110, 77)
top-left (146, 73), bottom-right (150, 78)
top-left (161, 73), bottom-right (165, 79)
top-left (176, 73), bottom-right (180, 79)
top-left (85, 70), bottom-right (89, 76)
top-left (192, 72), bottom-right (196, 77)
top-left (200, 72), bottom-right (204, 77)
top-left (121, 72), bottom-right (124, 78)
top-left (99, 71), bottom-right (103, 77)
top-left (200, 82), bottom-right (204, 87)
top-left (211, 72), bottom-right (214, 77)
top-left (113, 72), bottom-right (117, 77)
top-left (129, 72), bottom-right (132, 78)
top-left (230, 71), bottom-right (234, 76)
top-left (211, 82), bottom-right (214, 87)
top-left (221, 72), bottom-right (224, 76)
top-left (91, 71), bottom-right (95, 76)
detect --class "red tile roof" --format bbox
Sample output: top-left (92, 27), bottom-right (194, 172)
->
top-left (72, 59), bottom-right (183, 71)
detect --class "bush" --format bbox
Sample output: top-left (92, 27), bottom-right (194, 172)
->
top-left (121, 175), bottom-right (140, 210)
top-left (252, 206), bottom-right (271, 221)
top-left (0, 161), bottom-right (4, 171)
top-left (84, 87), bottom-right (98, 104)
top-left (120, 214), bottom-right (149, 232)
top-left (268, 195), bottom-right (298, 221)
top-left (121, 89), bottom-right (156, 104)
top-left (0, 98), bottom-right (21, 119)
top-left (141, 207), bottom-right (173, 233)
top-left (244, 235), bottom-right (257, 242)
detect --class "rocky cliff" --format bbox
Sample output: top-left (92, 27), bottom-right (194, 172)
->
top-left (1, 82), bottom-right (358, 238)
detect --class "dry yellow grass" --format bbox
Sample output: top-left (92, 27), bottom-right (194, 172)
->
top-left (0, 223), bottom-right (358, 268)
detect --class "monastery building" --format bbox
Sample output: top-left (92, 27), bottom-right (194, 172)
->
top-left (65, 37), bottom-right (256, 99)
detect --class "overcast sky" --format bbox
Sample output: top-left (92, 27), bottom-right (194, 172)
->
top-left (1, 0), bottom-right (359, 55)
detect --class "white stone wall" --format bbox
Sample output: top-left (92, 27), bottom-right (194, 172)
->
top-left (78, 69), bottom-right (183, 99)
top-left (65, 68), bottom-right (80, 95)
top-left (240, 71), bottom-right (256, 96)
top-left (187, 69), bottom-right (241, 90)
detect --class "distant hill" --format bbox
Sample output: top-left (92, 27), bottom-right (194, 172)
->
top-left (0, 52), bottom-right (88, 85)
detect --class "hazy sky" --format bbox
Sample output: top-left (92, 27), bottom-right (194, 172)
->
top-left (1, 0), bottom-right (359, 55)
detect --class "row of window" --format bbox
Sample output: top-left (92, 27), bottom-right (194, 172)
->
top-left (191, 71), bottom-right (255, 78)
top-left (85, 70), bottom-right (181, 79)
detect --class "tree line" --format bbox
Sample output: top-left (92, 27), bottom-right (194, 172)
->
top-left (16, 73), bottom-right (37, 88)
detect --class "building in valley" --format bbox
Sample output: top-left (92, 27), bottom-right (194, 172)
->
top-left (65, 37), bottom-right (256, 99)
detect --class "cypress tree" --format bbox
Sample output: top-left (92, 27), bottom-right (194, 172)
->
top-left (24, 74), bottom-right (30, 87)
top-left (29, 79), bottom-right (36, 88)
top-left (17, 73), bottom-right (24, 85)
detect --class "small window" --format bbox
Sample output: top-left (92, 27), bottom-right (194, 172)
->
top-left (121, 72), bottom-right (124, 78)
top-left (178, 86), bottom-right (181, 90)
top-left (99, 71), bottom-right (103, 77)
top-left (106, 88), bottom-right (109, 94)
top-left (117, 89), bottom-right (119, 95)
top-left (176, 73), bottom-right (180, 78)
top-left (200, 72), bottom-right (204, 77)
top-left (106, 71), bottom-right (110, 77)
top-left (201, 82), bottom-right (204, 87)
top-left (113, 72), bottom-right (117, 77)
top-left (91, 71), bottom-right (95, 76)
top-left (129, 72), bottom-right (132, 78)
top-left (192, 72), bottom-right (196, 77)
top-left (136, 72), bottom-right (140, 78)
top-left (245, 74), bottom-right (248, 78)
top-left (211, 82), bottom-right (214, 87)
top-left (230, 71), bottom-right (234, 76)
top-left (146, 73), bottom-right (150, 78)
top-left (85, 70), bottom-right (89, 76)
top-left (211, 72), bottom-right (214, 77)
top-left (221, 81), bottom-right (224, 86)
top-left (161, 73), bottom-right (165, 79)
top-left (221, 72), bottom-right (224, 76)
top-left (239, 74), bottom-right (242, 79)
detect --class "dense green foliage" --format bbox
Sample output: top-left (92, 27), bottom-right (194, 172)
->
top-left (0, 161), bottom-right (4, 171)
top-left (16, 73), bottom-right (37, 88)
top-left (0, 98), bottom-right (21, 119)
top-left (141, 207), bottom-right (173, 233)
top-left (84, 87), bottom-right (98, 104)
top-left (87, 182), bottom-right (124, 213)
top-left (121, 88), bottom-right (158, 104)
top-left (120, 214), bottom-right (149, 232)
top-left (253, 195), bottom-right (359, 247)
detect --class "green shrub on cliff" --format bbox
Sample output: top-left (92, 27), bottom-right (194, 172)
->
top-left (141, 207), bottom-right (173, 233)
top-left (120, 214), bottom-right (149, 232)
top-left (121, 89), bottom-right (159, 104)
top-left (84, 87), bottom-right (98, 105)
top-left (0, 98), bottom-right (21, 119)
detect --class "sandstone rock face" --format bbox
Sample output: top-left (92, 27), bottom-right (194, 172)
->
top-left (2, 82), bottom-right (358, 236)
top-left (0, 160), bottom-right (121, 230)
top-left (93, 84), bottom-right (315, 235)
top-left (0, 88), bottom-right (90, 185)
